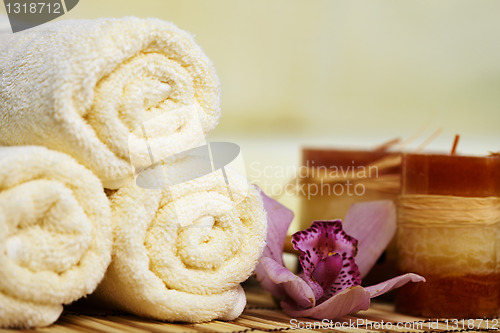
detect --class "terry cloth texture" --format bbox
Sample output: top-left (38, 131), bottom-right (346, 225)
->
top-left (93, 169), bottom-right (267, 322)
top-left (0, 146), bottom-right (112, 328)
top-left (0, 17), bottom-right (220, 188)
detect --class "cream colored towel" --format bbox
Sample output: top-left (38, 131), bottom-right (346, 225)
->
top-left (0, 146), bottom-right (112, 328)
top-left (93, 170), bottom-right (267, 322)
top-left (0, 17), bottom-right (220, 189)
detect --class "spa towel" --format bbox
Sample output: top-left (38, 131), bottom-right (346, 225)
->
top-left (0, 146), bottom-right (112, 328)
top-left (93, 169), bottom-right (267, 322)
top-left (0, 17), bottom-right (220, 188)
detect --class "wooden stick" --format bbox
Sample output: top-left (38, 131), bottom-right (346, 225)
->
top-left (374, 137), bottom-right (402, 152)
top-left (450, 134), bottom-right (460, 155)
top-left (415, 127), bottom-right (443, 153)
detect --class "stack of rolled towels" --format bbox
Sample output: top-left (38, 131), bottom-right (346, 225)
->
top-left (0, 17), bottom-right (266, 328)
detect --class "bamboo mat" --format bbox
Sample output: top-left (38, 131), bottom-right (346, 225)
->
top-left (3, 282), bottom-right (499, 333)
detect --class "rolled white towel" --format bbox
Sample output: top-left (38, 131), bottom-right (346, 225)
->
top-left (93, 170), bottom-right (267, 322)
top-left (0, 146), bottom-right (112, 328)
top-left (0, 17), bottom-right (220, 188)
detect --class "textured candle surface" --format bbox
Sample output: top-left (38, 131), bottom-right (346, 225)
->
top-left (396, 153), bottom-right (500, 318)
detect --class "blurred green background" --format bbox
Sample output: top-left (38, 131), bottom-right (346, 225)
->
top-left (2, 0), bottom-right (499, 215)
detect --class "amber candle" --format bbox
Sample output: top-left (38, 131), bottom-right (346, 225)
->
top-left (396, 153), bottom-right (500, 318)
top-left (299, 148), bottom-right (400, 228)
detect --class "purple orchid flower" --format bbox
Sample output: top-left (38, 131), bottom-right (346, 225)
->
top-left (255, 190), bottom-right (425, 319)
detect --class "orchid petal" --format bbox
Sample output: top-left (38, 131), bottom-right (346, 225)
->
top-left (319, 250), bottom-right (361, 303)
top-left (257, 188), bottom-right (293, 263)
top-left (311, 253), bottom-right (342, 292)
top-left (281, 286), bottom-right (370, 319)
top-left (343, 200), bottom-right (397, 278)
top-left (254, 189), bottom-right (294, 294)
top-left (292, 221), bottom-right (359, 301)
top-left (365, 273), bottom-right (426, 298)
top-left (259, 257), bottom-right (316, 309)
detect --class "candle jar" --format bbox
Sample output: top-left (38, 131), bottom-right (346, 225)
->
top-left (396, 153), bottom-right (500, 318)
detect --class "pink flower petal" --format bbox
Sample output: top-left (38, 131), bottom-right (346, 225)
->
top-left (319, 251), bottom-right (360, 304)
top-left (311, 253), bottom-right (342, 292)
top-left (254, 189), bottom-right (294, 295)
top-left (281, 286), bottom-right (371, 319)
top-left (365, 273), bottom-right (426, 298)
top-left (292, 221), bottom-right (360, 301)
top-left (257, 188), bottom-right (294, 264)
top-left (259, 257), bottom-right (316, 309)
top-left (343, 200), bottom-right (397, 277)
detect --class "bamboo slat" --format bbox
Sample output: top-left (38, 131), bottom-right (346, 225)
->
top-left (3, 281), bottom-right (499, 333)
